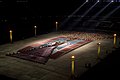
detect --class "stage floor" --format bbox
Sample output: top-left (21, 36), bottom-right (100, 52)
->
top-left (0, 32), bottom-right (119, 80)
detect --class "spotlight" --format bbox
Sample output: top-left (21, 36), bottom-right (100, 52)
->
top-left (97, 0), bottom-right (99, 2)
top-left (86, 0), bottom-right (88, 2)
top-left (111, 0), bottom-right (114, 2)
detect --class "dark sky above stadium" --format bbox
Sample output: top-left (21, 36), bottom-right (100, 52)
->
top-left (0, 0), bottom-right (120, 16)
top-left (0, 0), bottom-right (85, 16)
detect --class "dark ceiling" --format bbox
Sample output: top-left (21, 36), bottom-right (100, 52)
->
top-left (0, 0), bottom-right (84, 16)
top-left (0, 0), bottom-right (120, 17)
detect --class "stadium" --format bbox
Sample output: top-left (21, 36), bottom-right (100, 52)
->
top-left (0, 0), bottom-right (120, 80)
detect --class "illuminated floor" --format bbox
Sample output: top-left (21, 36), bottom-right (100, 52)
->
top-left (7, 36), bottom-right (92, 64)
top-left (0, 32), bottom-right (119, 80)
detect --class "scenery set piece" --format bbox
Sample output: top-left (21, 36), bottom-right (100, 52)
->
top-left (6, 36), bottom-right (92, 64)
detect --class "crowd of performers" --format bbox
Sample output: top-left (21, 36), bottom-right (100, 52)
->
top-left (43, 31), bottom-right (115, 47)
top-left (59, 31), bottom-right (114, 41)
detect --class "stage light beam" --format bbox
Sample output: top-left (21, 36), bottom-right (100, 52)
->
top-left (111, 0), bottom-right (114, 2)
top-left (61, 1), bottom-right (87, 27)
top-left (72, 1), bottom-right (98, 27)
top-left (102, 6), bottom-right (120, 20)
top-left (87, 2), bottom-right (112, 29)
top-left (95, 5), bottom-right (120, 28)
top-left (86, 0), bottom-right (88, 2)
top-left (91, 2), bottom-right (111, 20)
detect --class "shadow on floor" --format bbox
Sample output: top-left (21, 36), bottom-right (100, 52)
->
top-left (0, 75), bottom-right (17, 80)
top-left (77, 47), bottom-right (120, 80)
